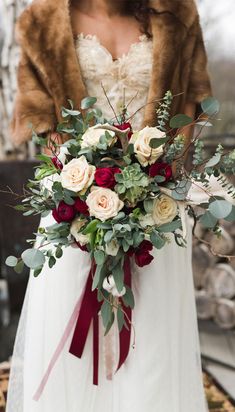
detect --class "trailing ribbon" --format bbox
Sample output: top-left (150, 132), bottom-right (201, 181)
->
top-left (69, 260), bottom-right (102, 385)
top-left (33, 256), bottom-right (132, 400)
top-left (117, 256), bottom-right (132, 371)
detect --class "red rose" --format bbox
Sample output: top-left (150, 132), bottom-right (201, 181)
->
top-left (95, 167), bottom-right (121, 189)
top-left (74, 197), bottom-right (89, 216)
top-left (134, 240), bottom-right (154, 267)
top-left (135, 251), bottom-right (154, 267)
top-left (51, 156), bottom-right (63, 170)
top-left (149, 162), bottom-right (172, 181)
top-left (114, 122), bottom-right (133, 140)
top-left (139, 240), bottom-right (153, 252)
top-left (52, 201), bottom-right (76, 223)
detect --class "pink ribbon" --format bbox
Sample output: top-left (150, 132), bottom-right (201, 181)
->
top-left (33, 257), bottom-right (132, 401)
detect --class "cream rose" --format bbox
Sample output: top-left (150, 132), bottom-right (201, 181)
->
top-left (105, 239), bottom-right (120, 256)
top-left (61, 156), bottom-right (95, 193)
top-left (130, 126), bottom-right (165, 167)
top-left (103, 275), bottom-right (126, 297)
top-left (152, 194), bottom-right (178, 226)
top-left (86, 187), bottom-right (124, 221)
top-left (70, 218), bottom-right (89, 245)
top-left (81, 124), bottom-right (116, 149)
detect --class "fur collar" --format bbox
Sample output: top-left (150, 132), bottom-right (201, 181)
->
top-left (15, 0), bottom-right (199, 125)
top-left (16, 0), bottom-right (198, 44)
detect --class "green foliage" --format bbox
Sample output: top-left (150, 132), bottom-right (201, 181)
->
top-left (170, 114), bottom-right (193, 129)
top-left (156, 91), bottom-right (173, 131)
top-left (201, 97), bottom-right (220, 116)
top-left (164, 134), bottom-right (185, 163)
top-left (21, 249), bottom-right (45, 270)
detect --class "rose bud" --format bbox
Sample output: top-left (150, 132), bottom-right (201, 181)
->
top-left (134, 240), bottom-right (154, 267)
top-left (95, 167), bottom-right (121, 189)
top-left (74, 197), bottom-right (89, 216)
top-left (113, 122), bottom-right (133, 140)
top-left (149, 162), bottom-right (172, 181)
top-left (135, 250), bottom-right (154, 267)
top-left (51, 156), bottom-right (63, 170)
top-left (52, 201), bottom-right (76, 223)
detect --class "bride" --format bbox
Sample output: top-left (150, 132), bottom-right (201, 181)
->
top-left (7, 0), bottom-right (212, 411)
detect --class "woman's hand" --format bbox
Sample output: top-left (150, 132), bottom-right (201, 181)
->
top-left (42, 132), bottom-right (63, 156)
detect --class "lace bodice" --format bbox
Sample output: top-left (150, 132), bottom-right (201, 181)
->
top-left (75, 34), bottom-right (153, 130)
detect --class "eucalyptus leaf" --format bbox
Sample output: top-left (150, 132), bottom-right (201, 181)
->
top-left (199, 211), bottom-right (217, 228)
top-left (21, 248), bottom-right (46, 269)
top-left (112, 262), bottom-right (124, 293)
top-left (122, 286), bottom-right (135, 309)
top-left (170, 114), bottom-right (193, 129)
top-left (81, 96), bottom-right (97, 110)
top-left (149, 137), bottom-right (167, 149)
top-left (101, 300), bottom-right (113, 329)
top-left (92, 265), bottom-right (102, 290)
top-left (209, 200), bottom-right (233, 219)
top-left (14, 260), bottom-right (25, 274)
top-left (150, 231), bottom-right (166, 249)
top-left (224, 205), bottom-right (235, 222)
top-left (205, 153), bottom-right (221, 168)
top-left (94, 250), bottom-right (105, 265)
top-left (144, 199), bottom-right (154, 213)
top-left (201, 97), bottom-right (220, 116)
top-left (5, 256), bottom-right (18, 267)
top-left (158, 219), bottom-right (182, 233)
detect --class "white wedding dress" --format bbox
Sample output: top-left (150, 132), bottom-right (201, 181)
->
top-left (6, 34), bottom-right (208, 412)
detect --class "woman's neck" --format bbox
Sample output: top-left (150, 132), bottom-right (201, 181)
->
top-left (73, 0), bottom-right (123, 18)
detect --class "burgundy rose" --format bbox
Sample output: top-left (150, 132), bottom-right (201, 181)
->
top-left (149, 162), bottom-right (172, 181)
top-left (52, 201), bottom-right (76, 223)
top-left (113, 122), bottom-right (133, 140)
top-left (95, 167), bottom-right (121, 189)
top-left (51, 156), bottom-right (63, 170)
top-left (134, 240), bottom-right (154, 268)
top-left (135, 251), bottom-right (154, 267)
top-left (74, 197), bottom-right (89, 216)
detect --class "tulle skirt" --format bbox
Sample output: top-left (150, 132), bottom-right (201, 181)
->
top-left (6, 213), bottom-right (208, 412)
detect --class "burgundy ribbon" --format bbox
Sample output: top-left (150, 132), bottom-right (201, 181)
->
top-left (69, 256), bottom-right (132, 385)
top-left (69, 260), bottom-right (102, 385)
top-left (117, 256), bottom-right (132, 371)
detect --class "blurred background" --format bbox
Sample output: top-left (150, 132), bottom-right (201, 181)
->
top-left (0, 0), bottom-right (235, 410)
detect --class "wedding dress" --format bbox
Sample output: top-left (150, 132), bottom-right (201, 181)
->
top-left (6, 34), bottom-right (208, 412)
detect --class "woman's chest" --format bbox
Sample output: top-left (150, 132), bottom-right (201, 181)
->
top-left (75, 34), bottom-right (153, 90)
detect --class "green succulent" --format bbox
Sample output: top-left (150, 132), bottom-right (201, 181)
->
top-left (115, 163), bottom-right (150, 207)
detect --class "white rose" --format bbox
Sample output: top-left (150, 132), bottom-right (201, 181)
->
top-left (57, 145), bottom-right (69, 165)
top-left (130, 126), bottom-right (165, 167)
top-left (139, 213), bottom-right (155, 228)
top-left (61, 156), bottom-right (95, 193)
top-left (81, 124), bottom-right (116, 149)
top-left (70, 218), bottom-right (89, 245)
top-left (152, 194), bottom-right (178, 226)
top-left (86, 187), bottom-right (124, 221)
top-left (105, 239), bottom-right (120, 256)
top-left (103, 275), bottom-right (126, 297)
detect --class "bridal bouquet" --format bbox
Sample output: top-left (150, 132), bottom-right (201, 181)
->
top-left (5, 93), bottom-right (235, 381)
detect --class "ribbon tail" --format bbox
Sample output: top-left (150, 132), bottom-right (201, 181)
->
top-left (117, 256), bottom-right (132, 372)
top-left (69, 261), bottom-right (102, 385)
top-left (93, 314), bottom-right (99, 385)
top-left (33, 293), bottom-right (84, 401)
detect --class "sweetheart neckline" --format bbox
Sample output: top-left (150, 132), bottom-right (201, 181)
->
top-left (75, 33), bottom-right (152, 62)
